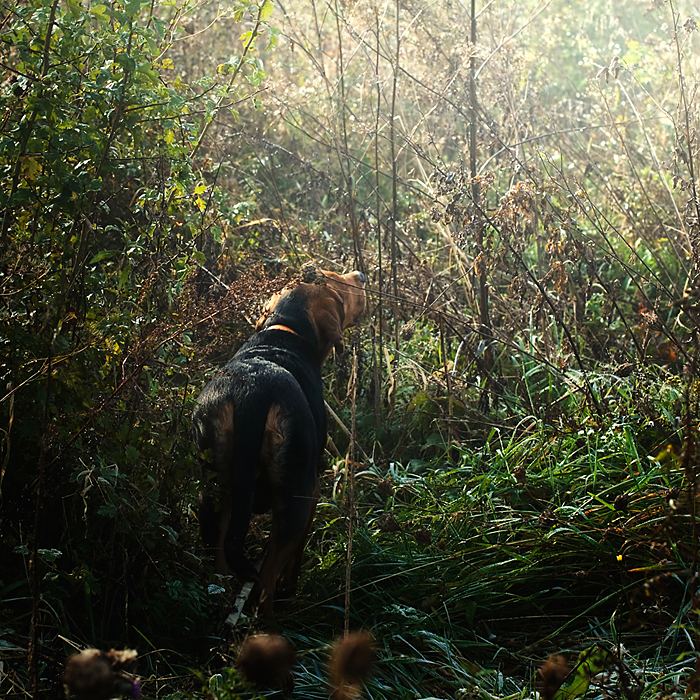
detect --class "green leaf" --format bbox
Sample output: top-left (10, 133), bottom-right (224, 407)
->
top-left (89, 4), bottom-right (110, 24)
top-left (125, 0), bottom-right (143, 18)
top-left (135, 64), bottom-right (159, 85)
top-left (98, 503), bottom-right (118, 518)
top-left (118, 267), bottom-right (130, 292)
top-left (553, 647), bottom-right (615, 700)
top-left (38, 548), bottom-right (62, 562)
top-left (267, 26), bottom-right (279, 50)
top-left (83, 105), bottom-right (97, 124)
top-left (248, 66), bottom-right (267, 87)
top-left (115, 52), bottom-right (136, 73)
top-left (259, 0), bottom-right (274, 21)
top-left (160, 525), bottom-right (179, 544)
top-left (65, 0), bottom-right (83, 20)
top-left (89, 249), bottom-right (119, 264)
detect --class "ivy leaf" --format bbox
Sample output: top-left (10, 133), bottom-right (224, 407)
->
top-left (38, 548), bottom-right (62, 563)
top-left (98, 503), bottom-right (118, 518)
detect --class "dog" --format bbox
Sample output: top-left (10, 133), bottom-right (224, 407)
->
top-left (193, 268), bottom-right (366, 620)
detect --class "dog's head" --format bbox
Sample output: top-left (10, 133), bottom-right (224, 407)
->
top-left (256, 268), bottom-right (366, 362)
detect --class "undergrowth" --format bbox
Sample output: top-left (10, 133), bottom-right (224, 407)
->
top-left (57, 377), bottom-right (693, 699)
top-left (4, 0), bottom-right (700, 698)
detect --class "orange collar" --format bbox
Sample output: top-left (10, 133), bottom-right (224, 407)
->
top-left (265, 324), bottom-right (298, 336)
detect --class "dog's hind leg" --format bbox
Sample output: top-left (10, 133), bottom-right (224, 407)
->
top-left (194, 403), bottom-right (235, 575)
top-left (222, 416), bottom-right (269, 584)
top-left (255, 489), bottom-right (317, 621)
top-left (254, 405), bottom-right (319, 621)
top-left (198, 488), bottom-right (232, 575)
top-left (277, 478), bottom-right (320, 598)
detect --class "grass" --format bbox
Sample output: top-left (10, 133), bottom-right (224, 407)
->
top-left (2, 336), bottom-right (695, 700)
top-left (117, 368), bottom-right (696, 700)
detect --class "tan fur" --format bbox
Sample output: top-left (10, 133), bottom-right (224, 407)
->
top-left (214, 403), bottom-right (234, 439)
top-left (307, 292), bottom-right (347, 361)
top-left (255, 291), bottom-right (285, 331)
top-left (260, 405), bottom-right (285, 469)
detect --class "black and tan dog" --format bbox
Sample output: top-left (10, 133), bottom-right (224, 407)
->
top-left (193, 268), bottom-right (366, 620)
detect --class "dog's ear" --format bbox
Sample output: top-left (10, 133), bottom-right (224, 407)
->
top-left (310, 293), bottom-right (346, 361)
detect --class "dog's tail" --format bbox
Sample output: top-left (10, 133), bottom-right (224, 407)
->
top-left (194, 399), bottom-right (268, 583)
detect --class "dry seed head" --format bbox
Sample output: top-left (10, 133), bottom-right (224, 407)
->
top-left (63, 648), bottom-right (139, 700)
top-left (377, 513), bottom-right (402, 533)
top-left (236, 634), bottom-right (295, 692)
top-left (329, 632), bottom-right (375, 700)
top-left (537, 654), bottom-right (569, 700)
top-left (377, 478), bottom-right (394, 500)
top-left (413, 527), bottom-right (432, 546)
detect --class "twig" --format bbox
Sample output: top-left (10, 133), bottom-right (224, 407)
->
top-left (28, 328), bottom-right (54, 695)
top-left (325, 401), bottom-right (368, 462)
top-left (390, 0), bottom-right (401, 357)
top-left (374, 13), bottom-right (384, 426)
top-left (343, 335), bottom-right (359, 634)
